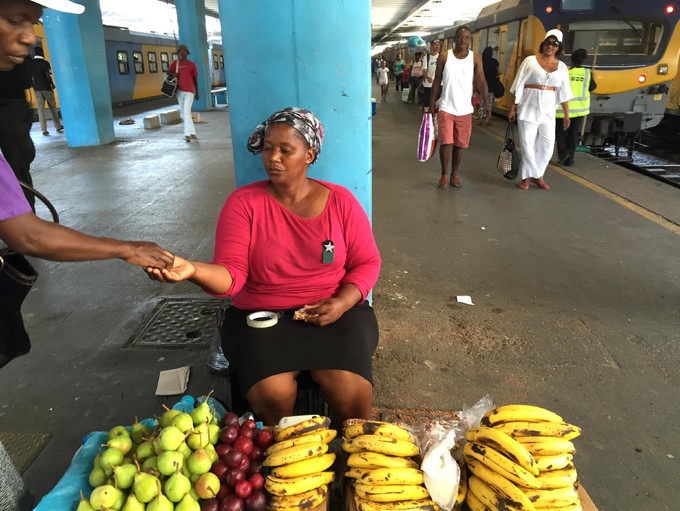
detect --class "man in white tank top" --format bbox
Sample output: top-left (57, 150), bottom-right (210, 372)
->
top-left (429, 26), bottom-right (490, 188)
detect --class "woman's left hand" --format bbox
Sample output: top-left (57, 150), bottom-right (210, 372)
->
top-left (297, 298), bottom-right (348, 327)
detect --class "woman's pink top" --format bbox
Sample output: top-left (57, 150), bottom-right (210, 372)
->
top-left (212, 180), bottom-right (381, 310)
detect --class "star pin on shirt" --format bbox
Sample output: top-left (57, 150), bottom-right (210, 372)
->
top-left (322, 240), bottom-right (334, 264)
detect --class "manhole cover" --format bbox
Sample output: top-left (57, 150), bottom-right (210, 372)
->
top-left (0, 432), bottom-right (52, 474)
top-left (128, 298), bottom-right (228, 349)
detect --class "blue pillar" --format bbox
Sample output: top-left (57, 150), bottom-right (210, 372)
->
top-left (217, 0), bottom-right (373, 217)
top-left (175, 0), bottom-right (211, 111)
top-left (42, 0), bottom-right (114, 147)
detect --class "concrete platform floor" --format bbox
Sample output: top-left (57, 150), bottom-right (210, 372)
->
top-left (1, 90), bottom-right (679, 510)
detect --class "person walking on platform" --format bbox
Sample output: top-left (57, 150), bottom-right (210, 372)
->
top-left (509, 29), bottom-right (573, 190)
top-left (556, 48), bottom-right (596, 166)
top-left (168, 44), bottom-right (199, 142)
top-left (478, 46), bottom-right (501, 126)
top-left (394, 54), bottom-right (405, 91)
top-left (408, 51), bottom-right (425, 105)
top-left (31, 45), bottom-right (63, 136)
top-left (378, 60), bottom-right (389, 102)
top-left (421, 39), bottom-right (440, 113)
top-left (429, 26), bottom-right (489, 188)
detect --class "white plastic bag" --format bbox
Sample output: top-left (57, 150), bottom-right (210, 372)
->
top-left (421, 428), bottom-right (459, 511)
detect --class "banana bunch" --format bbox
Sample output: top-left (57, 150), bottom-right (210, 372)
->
top-left (263, 416), bottom-right (336, 509)
top-left (463, 404), bottom-right (583, 511)
top-left (344, 421), bottom-right (435, 511)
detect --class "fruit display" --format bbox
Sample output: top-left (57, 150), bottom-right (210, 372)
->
top-left (262, 415), bottom-right (338, 511)
top-left (343, 420), bottom-right (438, 511)
top-left (462, 404), bottom-right (583, 511)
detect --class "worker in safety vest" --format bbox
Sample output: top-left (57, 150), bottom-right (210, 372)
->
top-left (556, 49), bottom-right (596, 166)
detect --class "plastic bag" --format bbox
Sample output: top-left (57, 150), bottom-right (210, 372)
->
top-left (417, 112), bottom-right (437, 162)
top-left (420, 427), bottom-right (459, 511)
top-left (207, 307), bottom-right (230, 375)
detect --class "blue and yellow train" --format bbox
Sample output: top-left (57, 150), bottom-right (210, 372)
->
top-left (29, 24), bottom-right (225, 109)
top-left (459, 0), bottom-right (680, 146)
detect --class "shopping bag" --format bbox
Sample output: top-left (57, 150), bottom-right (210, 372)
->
top-left (497, 122), bottom-right (520, 180)
top-left (417, 113), bottom-right (437, 162)
top-left (161, 76), bottom-right (178, 97)
top-left (402, 88), bottom-right (411, 103)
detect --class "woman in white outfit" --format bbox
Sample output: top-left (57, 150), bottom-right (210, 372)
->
top-left (509, 29), bottom-right (572, 190)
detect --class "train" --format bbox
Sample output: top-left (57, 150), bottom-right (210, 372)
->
top-left (381, 0), bottom-right (680, 148)
top-left (28, 24), bottom-right (225, 110)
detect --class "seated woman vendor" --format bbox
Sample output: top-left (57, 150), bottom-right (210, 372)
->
top-left (148, 107), bottom-right (381, 425)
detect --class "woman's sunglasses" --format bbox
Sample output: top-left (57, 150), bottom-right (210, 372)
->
top-left (545, 40), bottom-right (560, 48)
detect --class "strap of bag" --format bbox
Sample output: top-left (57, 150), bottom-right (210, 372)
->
top-left (505, 121), bottom-right (514, 141)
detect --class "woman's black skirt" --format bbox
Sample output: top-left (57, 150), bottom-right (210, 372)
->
top-left (220, 302), bottom-right (379, 394)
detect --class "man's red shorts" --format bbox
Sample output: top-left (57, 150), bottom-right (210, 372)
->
top-left (437, 111), bottom-right (472, 148)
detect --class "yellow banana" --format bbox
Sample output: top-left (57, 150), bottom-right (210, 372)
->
top-left (534, 503), bottom-right (582, 511)
top-left (265, 471), bottom-right (334, 496)
top-left (456, 467), bottom-right (467, 505)
top-left (466, 427), bottom-right (537, 475)
top-left (354, 484), bottom-right (430, 503)
top-left (343, 421), bottom-right (415, 443)
top-left (522, 485), bottom-right (579, 507)
top-left (273, 416), bottom-right (332, 442)
top-left (263, 442), bottom-right (328, 467)
top-left (468, 475), bottom-right (530, 511)
top-left (492, 421), bottom-right (581, 441)
top-left (466, 459), bottom-right (537, 511)
top-left (348, 435), bottom-right (420, 457)
top-left (481, 405), bottom-right (563, 427)
top-left (342, 441), bottom-right (364, 454)
top-left (464, 489), bottom-right (492, 511)
top-left (346, 468), bottom-right (372, 479)
top-left (463, 442), bottom-right (541, 489)
top-left (264, 429), bottom-right (337, 456)
top-left (535, 464), bottom-right (577, 489)
top-left (533, 453), bottom-right (573, 472)
top-left (270, 453), bottom-right (336, 479)
top-left (347, 452), bottom-right (418, 470)
top-left (514, 437), bottom-right (576, 456)
top-left (267, 484), bottom-right (327, 510)
top-left (353, 496), bottom-right (439, 511)
top-left (356, 467), bottom-right (424, 486)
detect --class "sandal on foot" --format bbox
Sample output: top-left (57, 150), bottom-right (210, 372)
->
top-left (533, 178), bottom-right (551, 190)
top-left (517, 180), bottom-right (530, 190)
top-left (450, 176), bottom-right (462, 187)
top-left (438, 176), bottom-right (449, 188)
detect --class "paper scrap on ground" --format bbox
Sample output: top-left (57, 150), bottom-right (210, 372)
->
top-left (155, 366), bottom-right (190, 395)
top-left (456, 295), bottom-right (474, 305)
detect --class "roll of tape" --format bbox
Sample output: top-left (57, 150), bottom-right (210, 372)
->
top-left (246, 311), bottom-right (279, 329)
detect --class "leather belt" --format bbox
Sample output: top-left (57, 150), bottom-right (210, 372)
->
top-left (524, 84), bottom-right (556, 91)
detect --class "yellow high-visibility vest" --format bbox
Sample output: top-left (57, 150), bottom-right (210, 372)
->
top-left (556, 67), bottom-right (590, 119)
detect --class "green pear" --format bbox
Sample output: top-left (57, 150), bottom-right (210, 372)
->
top-left (204, 444), bottom-right (218, 464)
top-left (153, 437), bottom-right (165, 456)
top-left (108, 426), bottom-right (130, 440)
top-left (106, 435), bottom-right (133, 456)
top-left (186, 448), bottom-right (212, 475)
top-left (134, 440), bottom-right (155, 461)
top-left (146, 480), bottom-right (174, 511)
top-left (76, 491), bottom-right (95, 511)
top-left (157, 450), bottom-right (184, 476)
top-left (208, 424), bottom-right (220, 445)
top-left (171, 412), bottom-right (194, 433)
top-left (177, 441), bottom-right (193, 459)
top-left (121, 493), bottom-right (146, 511)
top-left (132, 471), bottom-right (160, 503)
top-left (190, 393), bottom-right (214, 426)
top-left (89, 466), bottom-right (107, 487)
top-left (131, 417), bottom-right (152, 443)
top-left (112, 463), bottom-right (137, 489)
top-left (89, 484), bottom-right (118, 511)
top-left (93, 453), bottom-right (102, 469)
top-left (189, 472), bottom-right (200, 484)
top-left (99, 447), bottom-right (124, 476)
top-left (141, 456), bottom-right (159, 473)
top-left (175, 493), bottom-right (201, 511)
top-left (159, 408), bottom-right (181, 428)
top-left (164, 470), bottom-right (192, 502)
top-left (158, 426), bottom-right (185, 451)
top-left (188, 487), bottom-right (200, 501)
top-left (185, 423), bottom-right (210, 450)
top-left (111, 487), bottom-right (126, 510)
top-left (194, 472), bottom-right (220, 499)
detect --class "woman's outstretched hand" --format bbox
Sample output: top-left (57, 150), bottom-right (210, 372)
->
top-left (146, 255), bottom-right (196, 283)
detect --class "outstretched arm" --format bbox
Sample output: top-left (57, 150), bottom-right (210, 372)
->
top-left (0, 213), bottom-right (174, 268)
top-left (146, 255), bottom-right (232, 295)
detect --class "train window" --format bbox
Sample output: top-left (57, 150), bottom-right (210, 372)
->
top-left (213, 54), bottom-right (219, 70)
top-left (172, 52), bottom-right (178, 61)
top-left (561, 0), bottom-right (594, 10)
top-left (160, 52), bottom-right (169, 72)
top-left (566, 20), bottom-right (663, 56)
top-left (219, 55), bottom-right (224, 68)
top-left (116, 50), bottom-right (129, 75)
top-left (133, 51), bottom-right (144, 73)
top-left (148, 52), bottom-right (158, 73)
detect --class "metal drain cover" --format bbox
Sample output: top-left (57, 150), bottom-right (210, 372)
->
top-left (128, 298), bottom-right (228, 349)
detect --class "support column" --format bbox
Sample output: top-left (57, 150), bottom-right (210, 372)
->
top-left (217, 0), bottom-right (373, 217)
top-left (175, 0), bottom-right (211, 111)
top-left (41, 0), bottom-right (114, 147)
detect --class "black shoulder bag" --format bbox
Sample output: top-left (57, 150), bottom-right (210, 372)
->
top-left (497, 122), bottom-right (520, 180)
top-left (0, 182), bottom-right (59, 369)
top-left (161, 63), bottom-right (179, 97)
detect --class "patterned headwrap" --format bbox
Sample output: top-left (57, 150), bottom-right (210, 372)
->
top-left (247, 107), bottom-right (325, 163)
